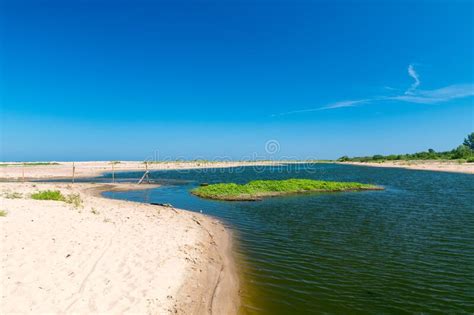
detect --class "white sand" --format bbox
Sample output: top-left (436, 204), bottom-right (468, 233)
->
top-left (0, 182), bottom-right (239, 314)
top-left (339, 160), bottom-right (474, 174)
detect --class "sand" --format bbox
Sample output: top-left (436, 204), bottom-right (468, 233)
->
top-left (0, 182), bottom-right (239, 314)
top-left (0, 161), bottom-right (286, 180)
top-left (339, 160), bottom-right (474, 174)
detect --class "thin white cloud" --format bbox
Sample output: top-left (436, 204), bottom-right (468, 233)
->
top-left (406, 64), bottom-right (420, 95)
top-left (271, 99), bottom-right (368, 117)
top-left (391, 84), bottom-right (474, 104)
top-left (271, 64), bottom-right (473, 117)
top-left (321, 99), bottom-right (369, 110)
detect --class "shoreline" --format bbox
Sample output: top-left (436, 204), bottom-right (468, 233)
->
top-left (88, 183), bottom-right (240, 314)
top-left (0, 181), bottom-right (240, 314)
top-left (338, 160), bottom-right (474, 174)
top-left (0, 160), bottom-right (297, 181)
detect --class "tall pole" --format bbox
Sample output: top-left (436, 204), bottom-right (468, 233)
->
top-left (72, 162), bottom-right (75, 184)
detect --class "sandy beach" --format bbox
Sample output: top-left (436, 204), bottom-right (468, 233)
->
top-left (0, 181), bottom-right (239, 314)
top-left (339, 160), bottom-right (474, 174)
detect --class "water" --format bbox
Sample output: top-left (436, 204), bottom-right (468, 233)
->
top-left (101, 163), bottom-right (474, 314)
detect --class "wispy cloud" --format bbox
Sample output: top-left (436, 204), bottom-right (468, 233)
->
top-left (271, 64), bottom-right (473, 117)
top-left (271, 99), bottom-right (368, 117)
top-left (320, 99), bottom-right (369, 110)
top-left (391, 84), bottom-right (474, 104)
top-left (406, 64), bottom-right (420, 95)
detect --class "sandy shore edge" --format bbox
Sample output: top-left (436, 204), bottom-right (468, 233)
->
top-left (0, 161), bottom-right (294, 180)
top-left (338, 161), bottom-right (474, 174)
top-left (88, 183), bottom-right (240, 314)
top-left (0, 182), bottom-right (239, 314)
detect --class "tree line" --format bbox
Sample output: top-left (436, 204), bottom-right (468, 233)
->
top-left (338, 132), bottom-right (474, 163)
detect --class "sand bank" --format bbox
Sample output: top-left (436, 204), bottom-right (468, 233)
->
top-left (0, 182), bottom-right (239, 314)
top-left (338, 160), bottom-right (474, 174)
top-left (0, 161), bottom-right (287, 180)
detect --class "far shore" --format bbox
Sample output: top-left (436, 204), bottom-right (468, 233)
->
top-left (0, 160), bottom-right (297, 181)
top-left (0, 180), bottom-right (240, 314)
top-left (1, 160), bottom-right (472, 183)
top-left (338, 160), bottom-right (474, 174)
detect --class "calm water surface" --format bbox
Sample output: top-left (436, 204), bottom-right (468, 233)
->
top-left (102, 164), bottom-right (474, 314)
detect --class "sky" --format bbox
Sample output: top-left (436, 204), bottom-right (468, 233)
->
top-left (1, 0), bottom-right (473, 161)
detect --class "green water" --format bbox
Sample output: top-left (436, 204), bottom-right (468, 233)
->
top-left (103, 164), bottom-right (474, 314)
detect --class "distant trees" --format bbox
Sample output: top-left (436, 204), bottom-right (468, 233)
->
top-left (453, 145), bottom-right (472, 159)
top-left (463, 132), bottom-right (474, 150)
top-left (338, 132), bottom-right (474, 163)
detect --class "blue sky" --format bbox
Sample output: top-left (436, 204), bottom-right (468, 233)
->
top-left (1, 0), bottom-right (473, 161)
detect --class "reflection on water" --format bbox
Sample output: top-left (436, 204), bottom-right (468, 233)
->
top-left (102, 164), bottom-right (474, 314)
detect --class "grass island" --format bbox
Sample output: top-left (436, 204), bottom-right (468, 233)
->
top-left (191, 178), bottom-right (383, 201)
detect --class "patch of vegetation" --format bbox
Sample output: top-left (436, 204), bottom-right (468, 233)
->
top-left (338, 132), bottom-right (474, 162)
top-left (4, 192), bottom-right (22, 199)
top-left (31, 190), bottom-right (65, 201)
top-left (192, 178), bottom-right (382, 201)
top-left (0, 162), bottom-right (59, 167)
top-left (31, 190), bottom-right (83, 208)
top-left (91, 208), bottom-right (99, 215)
top-left (65, 193), bottom-right (82, 208)
top-left (0, 210), bottom-right (7, 217)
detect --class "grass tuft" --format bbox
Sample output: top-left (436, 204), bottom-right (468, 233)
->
top-left (31, 190), bottom-right (65, 201)
top-left (0, 162), bottom-right (59, 167)
top-left (65, 193), bottom-right (82, 208)
top-left (31, 190), bottom-right (83, 208)
top-left (0, 210), bottom-right (7, 217)
top-left (192, 178), bottom-right (382, 201)
top-left (4, 192), bottom-right (23, 199)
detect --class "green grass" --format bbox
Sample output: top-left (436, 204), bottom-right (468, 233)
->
top-left (31, 190), bottom-right (82, 208)
top-left (0, 162), bottom-right (59, 167)
top-left (0, 210), bottom-right (7, 217)
top-left (31, 190), bottom-right (65, 201)
top-left (192, 178), bottom-right (382, 201)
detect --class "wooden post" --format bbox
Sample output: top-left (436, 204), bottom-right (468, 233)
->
top-left (72, 162), bottom-right (75, 184)
top-left (112, 163), bottom-right (115, 183)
